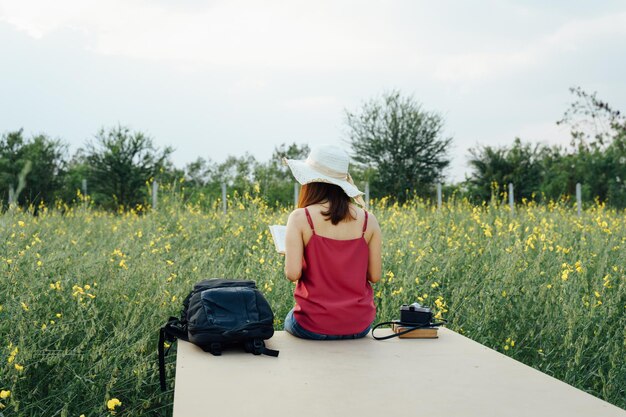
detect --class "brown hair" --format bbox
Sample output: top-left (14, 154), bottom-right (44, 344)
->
top-left (298, 182), bottom-right (356, 225)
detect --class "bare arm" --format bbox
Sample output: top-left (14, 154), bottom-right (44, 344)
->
top-left (366, 213), bottom-right (382, 283)
top-left (284, 209), bottom-right (304, 282)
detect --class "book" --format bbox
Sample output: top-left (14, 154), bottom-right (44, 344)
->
top-left (391, 323), bottom-right (439, 339)
top-left (268, 225), bottom-right (287, 254)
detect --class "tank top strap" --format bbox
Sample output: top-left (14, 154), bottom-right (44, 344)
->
top-left (304, 207), bottom-right (316, 234)
top-left (362, 210), bottom-right (369, 237)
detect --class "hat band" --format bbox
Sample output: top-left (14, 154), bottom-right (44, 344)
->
top-left (305, 157), bottom-right (366, 207)
top-left (305, 158), bottom-right (348, 180)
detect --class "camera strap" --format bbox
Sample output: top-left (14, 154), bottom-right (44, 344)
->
top-left (371, 320), bottom-right (448, 341)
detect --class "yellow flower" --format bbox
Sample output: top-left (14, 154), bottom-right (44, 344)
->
top-left (504, 345), bottom-right (509, 351)
top-left (72, 285), bottom-right (84, 296)
top-left (21, 302), bottom-right (29, 312)
top-left (546, 284), bottom-right (552, 289)
top-left (575, 261), bottom-right (583, 273)
top-left (501, 290), bottom-right (507, 297)
top-left (7, 346), bottom-right (18, 363)
top-left (0, 390), bottom-right (10, 399)
top-left (391, 287), bottom-right (403, 296)
top-left (107, 398), bottom-right (122, 411)
top-left (14, 364), bottom-right (24, 372)
top-left (18, 220), bottom-right (25, 227)
top-left (259, 258), bottom-right (265, 265)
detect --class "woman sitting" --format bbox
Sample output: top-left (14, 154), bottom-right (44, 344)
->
top-left (283, 144), bottom-right (382, 340)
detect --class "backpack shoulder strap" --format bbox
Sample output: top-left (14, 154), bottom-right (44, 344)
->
top-left (158, 316), bottom-right (188, 392)
top-left (245, 338), bottom-right (279, 357)
top-left (164, 316), bottom-right (188, 340)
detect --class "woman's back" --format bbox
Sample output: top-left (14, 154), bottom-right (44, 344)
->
top-left (301, 203), bottom-right (372, 244)
top-left (293, 204), bottom-right (374, 335)
top-left (281, 144), bottom-right (382, 338)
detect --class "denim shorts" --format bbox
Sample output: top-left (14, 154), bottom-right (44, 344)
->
top-left (284, 308), bottom-right (372, 340)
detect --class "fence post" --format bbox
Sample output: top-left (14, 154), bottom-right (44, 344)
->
top-left (364, 182), bottom-right (370, 210)
top-left (576, 183), bottom-right (582, 217)
top-left (509, 183), bottom-right (514, 213)
top-left (221, 183), bottom-right (227, 214)
top-left (294, 183), bottom-right (300, 208)
top-left (437, 182), bottom-right (442, 210)
top-left (8, 187), bottom-right (14, 206)
top-left (152, 180), bottom-right (158, 210)
top-left (82, 179), bottom-right (88, 196)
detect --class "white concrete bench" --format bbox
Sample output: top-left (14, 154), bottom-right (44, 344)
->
top-left (173, 328), bottom-right (625, 417)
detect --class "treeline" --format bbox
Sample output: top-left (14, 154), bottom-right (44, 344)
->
top-left (2, 87), bottom-right (625, 211)
top-left (0, 127), bottom-right (316, 210)
top-left (465, 87), bottom-right (626, 207)
top-left (1, 90), bottom-right (454, 210)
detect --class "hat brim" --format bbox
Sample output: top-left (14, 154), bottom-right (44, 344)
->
top-left (284, 158), bottom-right (363, 198)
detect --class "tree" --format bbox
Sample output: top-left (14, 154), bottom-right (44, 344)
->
top-left (84, 126), bottom-right (172, 209)
top-left (345, 90), bottom-right (452, 202)
top-left (465, 87), bottom-right (626, 207)
top-left (254, 143), bottom-right (310, 206)
top-left (0, 129), bottom-right (67, 209)
top-left (554, 86), bottom-right (626, 207)
top-left (466, 138), bottom-right (544, 203)
top-left (557, 86), bottom-right (624, 151)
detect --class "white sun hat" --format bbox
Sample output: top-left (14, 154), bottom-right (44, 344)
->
top-left (283, 144), bottom-right (365, 206)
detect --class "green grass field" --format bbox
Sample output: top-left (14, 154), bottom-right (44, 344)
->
top-left (1, 191), bottom-right (624, 416)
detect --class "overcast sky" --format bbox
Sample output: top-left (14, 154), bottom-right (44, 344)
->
top-left (1, 0), bottom-right (625, 182)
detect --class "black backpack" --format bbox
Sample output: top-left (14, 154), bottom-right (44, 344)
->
top-left (158, 279), bottom-right (279, 391)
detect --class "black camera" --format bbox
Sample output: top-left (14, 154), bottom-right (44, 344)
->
top-left (400, 303), bottom-right (433, 326)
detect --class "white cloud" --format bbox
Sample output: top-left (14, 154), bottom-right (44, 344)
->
top-left (0, 0), bottom-right (397, 71)
top-left (430, 11), bottom-right (626, 83)
top-left (2, 0), bottom-right (625, 82)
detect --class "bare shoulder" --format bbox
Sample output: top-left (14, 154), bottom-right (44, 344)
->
top-left (361, 208), bottom-right (381, 243)
top-left (364, 209), bottom-right (381, 230)
top-left (287, 208), bottom-right (307, 226)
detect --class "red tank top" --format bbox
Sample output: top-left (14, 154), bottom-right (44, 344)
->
top-left (293, 207), bottom-right (376, 335)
